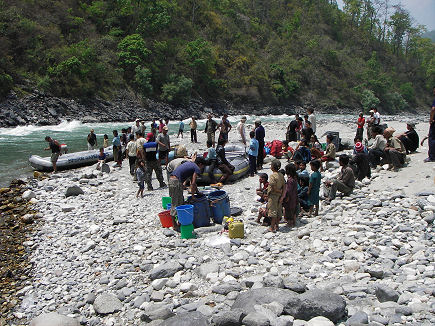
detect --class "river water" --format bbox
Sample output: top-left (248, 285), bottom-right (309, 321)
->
top-left (0, 113), bottom-right (384, 187)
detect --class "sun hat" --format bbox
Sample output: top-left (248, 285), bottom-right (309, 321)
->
top-left (163, 126), bottom-right (168, 131)
top-left (369, 109), bottom-right (374, 113)
top-left (406, 122), bottom-right (416, 128)
top-left (383, 127), bottom-right (395, 137)
top-left (355, 142), bottom-right (364, 153)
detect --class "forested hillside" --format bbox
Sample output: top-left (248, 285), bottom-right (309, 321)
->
top-left (0, 0), bottom-right (434, 113)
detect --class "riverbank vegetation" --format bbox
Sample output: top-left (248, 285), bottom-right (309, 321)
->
top-left (0, 0), bottom-right (434, 112)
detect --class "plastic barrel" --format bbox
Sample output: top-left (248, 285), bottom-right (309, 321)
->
top-left (187, 194), bottom-right (211, 228)
top-left (180, 224), bottom-right (195, 239)
top-left (166, 203), bottom-right (172, 210)
top-left (208, 190), bottom-right (231, 224)
top-left (162, 197), bottom-right (171, 209)
top-left (175, 204), bottom-right (194, 225)
top-left (158, 210), bottom-right (173, 228)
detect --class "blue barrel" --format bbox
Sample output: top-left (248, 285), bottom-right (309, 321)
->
top-left (208, 190), bottom-right (231, 224)
top-left (175, 205), bottom-right (194, 225)
top-left (187, 194), bottom-right (211, 228)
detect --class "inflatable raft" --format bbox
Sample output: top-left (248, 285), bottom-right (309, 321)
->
top-left (199, 144), bottom-right (249, 184)
top-left (29, 147), bottom-right (114, 172)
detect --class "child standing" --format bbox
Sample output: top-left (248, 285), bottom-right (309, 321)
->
top-left (267, 160), bottom-right (285, 232)
top-left (103, 134), bottom-right (109, 148)
top-left (281, 163), bottom-right (298, 227)
top-left (248, 131), bottom-right (259, 177)
top-left (136, 161), bottom-right (146, 198)
top-left (308, 160), bottom-right (321, 216)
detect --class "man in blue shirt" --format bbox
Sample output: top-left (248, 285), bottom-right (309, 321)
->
top-left (112, 130), bottom-right (122, 167)
top-left (177, 118), bottom-right (184, 138)
top-left (169, 157), bottom-right (206, 231)
top-left (248, 130), bottom-right (259, 176)
top-left (143, 133), bottom-right (166, 190)
top-left (255, 120), bottom-right (265, 170)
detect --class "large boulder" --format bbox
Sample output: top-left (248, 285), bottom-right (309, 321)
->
top-left (93, 293), bottom-right (123, 314)
top-left (150, 261), bottom-right (183, 280)
top-left (30, 312), bottom-right (79, 326)
top-left (159, 311), bottom-right (209, 326)
top-left (212, 309), bottom-right (245, 326)
top-left (232, 288), bottom-right (299, 315)
top-left (65, 185), bottom-right (84, 197)
top-left (285, 289), bottom-right (347, 323)
top-left (375, 285), bottom-right (399, 303)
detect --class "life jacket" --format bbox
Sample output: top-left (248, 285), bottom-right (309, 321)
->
top-left (269, 140), bottom-right (283, 158)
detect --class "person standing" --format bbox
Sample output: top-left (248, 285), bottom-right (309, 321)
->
top-left (44, 136), bottom-right (61, 173)
top-left (255, 120), bottom-right (265, 170)
top-left (151, 119), bottom-right (158, 136)
top-left (204, 114), bottom-right (218, 146)
top-left (373, 108), bottom-right (381, 126)
top-left (237, 116), bottom-right (247, 145)
top-left (143, 132), bottom-right (166, 190)
top-left (424, 86), bottom-right (435, 162)
top-left (87, 129), bottom-right (97, 150)
top-left (112, 130), bottom-right (122, 167)
top-left (177, 118), bottom-right (184, 138)
top-left (356, 112), bottom-right (365, 140)
top-left (307, 108), bottom-right (316, 134)
top-left (248, 130), bottom-right (259, 177)
top-left (267, 160), bottom-right (285, 232)
top-left (158, 119), bottom-right (165, 133)
top-left (286, 114), bottom-right (299, 142)
top-left (218, 114), bottom-right (232, 142)
top-left (189, 116), bottom-right (198, 143)
top-left (157, 126), bottom-right (170, 166)
top-left (367, 110), bottom-right (375, 140)
top-left (126, 134), bottom-right (137, 176)
top-left (132, 119), bottom-right (141, 139)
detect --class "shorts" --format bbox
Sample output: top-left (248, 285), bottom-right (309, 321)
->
top-left (51, 152), bottom-right (60, 163)
top-left (159, 150), bottom-right (169, 160)
top-left (138, 180), bottom-right (144, 190)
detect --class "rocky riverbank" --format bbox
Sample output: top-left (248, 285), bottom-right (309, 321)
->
top-left (0, 91), bottom-right (360, 128)
top-left (6, 117), bottom-right (435, 326)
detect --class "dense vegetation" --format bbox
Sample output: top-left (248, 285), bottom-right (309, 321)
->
top-left (0, 0), bottom-right (434, 112)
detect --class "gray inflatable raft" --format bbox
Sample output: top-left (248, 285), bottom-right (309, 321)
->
top-left (199, 144), bottom-right (249, 184)
top-left (29, 147), bottom-right (114, 172)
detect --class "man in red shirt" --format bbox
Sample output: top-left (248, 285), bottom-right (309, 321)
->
top-left (356, 112), bottom-right (365, 140)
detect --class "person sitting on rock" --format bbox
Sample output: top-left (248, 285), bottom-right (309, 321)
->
top-left (256, 173), bottom-right (269, 202)
top-left (216, 138), bottom-right (234, 184)
top-left (350, 142), bottom-right (371, 181)
top-left (397, 122), bottom-right (419, 154)
top-left (96, 147), bottom-right (107, 170)
top-left (321, 134), bottom-right (336, 162)
top-left (323, 154), bottom-right (355, 203)
top-left (381, 127), bottom-right (406, 171)
top-left (296, 161), bottom-right (310, 179)
top-left (368, 126), bottom-right (387, 169)
top-left (256, 194), bottom-right (270, 226)
top-left (309, 135), bottom-right (323, 160)
top-left (291, 140), bottom-right (312, 163)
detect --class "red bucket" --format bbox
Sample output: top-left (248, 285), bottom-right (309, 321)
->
top-left (158, 210), bottom-right (173, 228)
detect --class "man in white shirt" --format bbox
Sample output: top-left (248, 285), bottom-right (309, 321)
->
top-left (307, 108), bottom-right (316, 134)
top-left (373, 108), bottom-right (381, 125)
top-left (132, 119), bottom-right (141, 139)
top-left (236, 116), bottom-right (247, 145)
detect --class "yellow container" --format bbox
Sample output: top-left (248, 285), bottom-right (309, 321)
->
top-left (229, 221), bottom-right (244, 239)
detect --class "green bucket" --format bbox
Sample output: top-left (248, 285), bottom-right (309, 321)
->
top-left (180, 224), bottom-right (195, 239)
top-left (162, 197), bottom-right (171, 210)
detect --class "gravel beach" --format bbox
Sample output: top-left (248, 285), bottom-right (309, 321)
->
top-left (10, 115), bottom-right (435, 326)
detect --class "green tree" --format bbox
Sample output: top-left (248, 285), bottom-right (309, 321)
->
top-left (134, 65), bottom-right (153, 98)
top-left (118, 34), bottom-right (150, 79)
top-left (161, 74), bottom-right (193, 106)
top-left (360, 89), bottom-right (380, 111)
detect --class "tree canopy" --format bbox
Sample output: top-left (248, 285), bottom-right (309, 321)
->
top-left (0, 0), bottom-right (434, 111)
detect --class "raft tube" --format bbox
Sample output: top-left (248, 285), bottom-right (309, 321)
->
top-left (199, 144), bottom-right (249, 184)
top-left (29, 147), bottom-right (114, 172)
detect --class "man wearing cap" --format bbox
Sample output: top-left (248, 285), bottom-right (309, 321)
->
top-left (143, 132), bottom-right (166, 190)
top-left (169, 157), bottom-right (206, 231)
top-left (157, 126), bottom-right (170, 166)
top-left (398, 122), bottom-right (419, 154)
top-left (87, 129), bottom-right (97, 150)
top-left (382, 127), bottom-right (406, 171)
top-left (237, 116), bottom-right (247, 145)
top-left (255, 120), bottom-right (265, 170)
top-left (350, 142), bottom-right (371, 181)
top-left (132, 119), bottom-right (141, 139)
